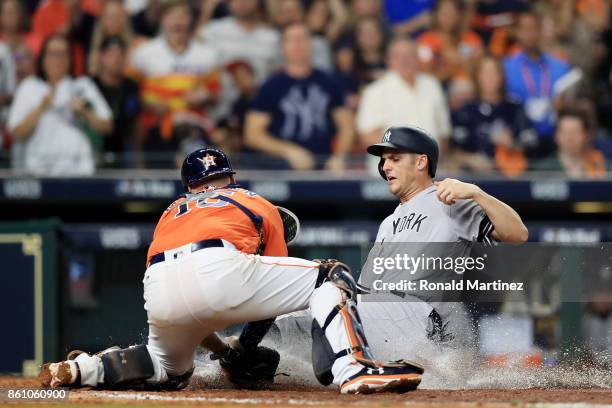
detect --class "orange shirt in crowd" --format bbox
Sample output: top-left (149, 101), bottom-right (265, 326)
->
top-left (147, 187), bottom-right (288, 263)
top-left (495, 146), bottom-right (527, 178)
top-left (30, 0), bottom-right (85, 74)
top-left (417, 30), bottom-right (483, 80)
top-left (577, 0), bottom-right (607, 16)
top-left (32, 0), bottom-right (70, 40)
top-left (139, 72), bottom-right (221, 140)
top-left (583, 148), bottom-right (606, 178)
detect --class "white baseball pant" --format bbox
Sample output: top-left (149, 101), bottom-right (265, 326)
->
top-left (73, 240), bottom-right (363, 387)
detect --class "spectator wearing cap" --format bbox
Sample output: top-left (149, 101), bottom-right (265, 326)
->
top-left (129, 0), bottom-right (221, 158)
top-left (245, 23), bottom-right (354, 171)
top-left (93, 36), bottom-right (140, 163)
top-left (7, 33), bottom-right (112, 174)
top-left (503, 11), bottom-right (572, 157)
top-left (198, 0), bottom-right (280, 84)
top-left (532, 109), bottom-right (606, 178)
top-left (87, 0), bottom-right (133, 76)
top-left (356, 36), bottom-right (450, 172)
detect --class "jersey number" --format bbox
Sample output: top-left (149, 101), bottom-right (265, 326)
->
top-left (175, 197), bottom-right (230, 218)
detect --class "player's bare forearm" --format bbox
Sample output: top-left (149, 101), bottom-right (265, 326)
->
top-left (435, 178), bottom-right (528, 243)
top-left (472, 188), bottom-right (528, 244)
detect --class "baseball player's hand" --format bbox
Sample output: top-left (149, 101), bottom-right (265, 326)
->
top-left (210, 336), bottom-right (280, 389)
top-left (434, 178), bottom-right (481, 205)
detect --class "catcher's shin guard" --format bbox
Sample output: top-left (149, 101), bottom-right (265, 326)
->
top-left (39, 345), bottom-right (156, 389)
top-left (310, 261), bottom-right (376, 385)
top-left (100, 345), bottom-right (155, 387)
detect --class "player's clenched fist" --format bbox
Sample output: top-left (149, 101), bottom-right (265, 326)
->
top-left (434, 178), bottom-right (481, 205)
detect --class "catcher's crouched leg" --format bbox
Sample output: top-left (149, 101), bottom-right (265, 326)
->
top-left (310, 261), bottom-right (424, 394)
top-left (39, 345), bottom-right (194, 390)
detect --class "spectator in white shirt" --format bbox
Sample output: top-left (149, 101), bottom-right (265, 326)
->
top-left (8, 34), bottom-right (112, 175)
top-left (356, 36), bottom-right (450, 171)
top-left (130, 0), bottom-right (220, 81)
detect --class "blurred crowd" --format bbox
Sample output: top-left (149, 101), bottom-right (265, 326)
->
top-left (1, 0), bottom-right (612, 177)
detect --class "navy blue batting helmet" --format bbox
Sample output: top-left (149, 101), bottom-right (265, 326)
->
top-left (181, 147), bottom-right (236, 189)
top-left (367, 125), bottom-right (439, 179)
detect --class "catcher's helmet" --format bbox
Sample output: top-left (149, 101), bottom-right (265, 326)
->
top-left (367, 125), bottom-right (439, 179)
top-left (181, 147), bottom-right (236, 189)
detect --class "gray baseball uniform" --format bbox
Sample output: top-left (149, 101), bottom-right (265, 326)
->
top-left (273, 185), bottom-right (495, 373)
top-left (357, 185), bottom-right (494, 361)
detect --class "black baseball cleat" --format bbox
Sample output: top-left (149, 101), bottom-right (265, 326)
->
top-left (340, 362), bottom-right (423, 395)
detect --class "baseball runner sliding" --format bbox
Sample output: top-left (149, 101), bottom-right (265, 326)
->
top-left (359, 125), bottom-right (529, 356)
top-left (273, 125), bottom-right (529, 367)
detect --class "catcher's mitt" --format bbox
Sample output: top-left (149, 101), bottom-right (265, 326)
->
top-left (211, 339), bottom-right (280, 389)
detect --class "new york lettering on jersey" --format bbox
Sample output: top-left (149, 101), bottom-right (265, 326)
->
top-left (147, 187), bottom-right (287, 262)
top-left (379, 187), bottom-right (445, 242)
top-left (378, 187), bottom-right (489, 244)
top-left (392, 212), bottom-right (428, 235)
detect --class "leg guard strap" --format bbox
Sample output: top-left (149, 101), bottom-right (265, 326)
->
top-left (322, 305), bottom-right (341, 331)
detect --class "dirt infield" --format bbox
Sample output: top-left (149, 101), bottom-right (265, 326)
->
top-left (2, 376), bottom-right (612, 408)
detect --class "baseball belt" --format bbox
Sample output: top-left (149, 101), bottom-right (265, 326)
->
top-left (148, 238), bottom-right (225, 267)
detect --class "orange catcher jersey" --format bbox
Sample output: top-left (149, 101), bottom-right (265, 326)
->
top-left (147, 187), bottom-right (288, 262)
